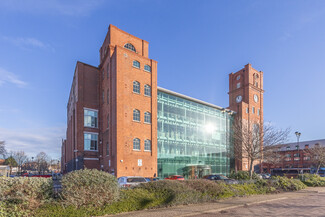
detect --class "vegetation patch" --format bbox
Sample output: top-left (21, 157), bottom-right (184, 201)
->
top-left (0, 170), bottom-right (311, 217)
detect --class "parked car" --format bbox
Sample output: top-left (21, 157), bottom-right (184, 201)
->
top-left (202, 174), bottom-right (238, 184)
top-left (117, 176), bottom-right (148, 188)
top-left (261, 173), bottom-right (271, 179)
top-left (164, 175), bottom-right (185, 180)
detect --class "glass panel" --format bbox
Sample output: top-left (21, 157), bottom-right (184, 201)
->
top-left (157, 91), bottom-right (234, 179)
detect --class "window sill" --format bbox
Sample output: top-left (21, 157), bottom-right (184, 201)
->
top-left (144, 122), bottom-right (151, 125)
top-left (144, 150), bottom-right (152, 152)
top-left (144, 95), bottom-right (151, 98)
top-left (133, 120), bottom-right (141, 123)
top-left (84, 150), bottom-right (99, 152)
top-left (84, 126), bottom-right (98, 129)
top-left (144, 69), bottom-right (151, 73)
top-left (132, 66), bottom-right (140, 69)
top-left (133, 91), bottom-right (141, 95)
top-left (133, 149), bottom-right (141, 152)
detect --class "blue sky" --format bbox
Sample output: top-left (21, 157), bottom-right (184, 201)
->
top-left (0, 0), bottom-right (324, 159)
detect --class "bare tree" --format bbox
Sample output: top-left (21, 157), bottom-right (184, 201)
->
top-left (263, 144), bottom-right (286, 169)
top-left (304, 144), bottom-right (325, 174)
top-left (12, 151), bottom-right (28, 173)
top-left (0, 141), bottom-right (7, 158)
top-left (231, 117), bottom-right (290, 178)
top-left (35, 152), bottom-right (50, 174)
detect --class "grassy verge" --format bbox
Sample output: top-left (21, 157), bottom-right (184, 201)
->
top-left (0, 170), bottom-right (309, 217)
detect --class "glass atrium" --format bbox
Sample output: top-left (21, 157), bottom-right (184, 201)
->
top-left (157, 88), bottom-right (234, 179)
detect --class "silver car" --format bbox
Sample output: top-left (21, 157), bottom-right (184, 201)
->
top-left (117, 176), bottom-right (148, 188)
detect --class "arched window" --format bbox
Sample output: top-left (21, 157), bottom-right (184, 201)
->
top-left (133, 60), bottom-right (140, 68)
top-left (124, 43), bottom-right (136, 52)
top-left (133, 109), bottom-right (140, 122)
top-left (144, 112), bottom-right (151, 124)
top-left (133, 138), bottom-right (140, 150)
top-left (144, 65), bottom-right (151, 72)
top-left (144, 84), bottom-right (151, 97)
top-left (133, 81), bottom-right (140, 94)
top-left (144, 140), bottom-right (151, 151)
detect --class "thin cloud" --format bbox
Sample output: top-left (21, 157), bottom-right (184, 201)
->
top-left (0, 0), bottom-right (104, 17)
top-left (1, 36), bottom-right (55, 51)
top-left (0, 68), bottom-right (27, 88)
top-left (0, 127), bottom-right (65, 159)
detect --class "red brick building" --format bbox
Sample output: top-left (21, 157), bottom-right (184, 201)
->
top-left (61, 25), bottom-right (264, 178)
top-left (261, 139), bottom-right (325, 173)
top-left (62, 25), bottom-right (157, 178)
top-left (228, 64), bottom-right (264, 171)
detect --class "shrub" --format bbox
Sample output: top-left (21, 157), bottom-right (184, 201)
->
top-left (271, 176), bottom-right (306, 191)
top-left (0, 177), bottom-right (53, 211)
top-left (300, 174), bottom-right (325, 187)
top-left (60, 169), bottom-right (119, 207)
top-left (138, 180), bottom-right (202, 206)
top-left (183, 179), bottom-right (225, 200)
top-left (228, 171), bottom-right (260, 180)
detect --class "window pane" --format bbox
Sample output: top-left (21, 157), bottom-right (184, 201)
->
top-left (133, 109), bottom-right (140, 121)
top-left (133, 81), bottom-right (140, 93)
top-left (133, 60), bottom-right (140, 68)
top-left (133, 138), bottom-right (140, 150)
top-left (145, 140), bottom-right (151, 151)
top-left (145, 112), bottom-right (151, 123)
top-left (84, 109), bottom-right (98, 128)
top-left (144, 65), bottom-right (151, 72)
top-left (84, 133), bottom-right (98, 151)
top-left (145, 85), bottom-right (151, 96)
top-left (124, 43), bottom-right (136, 52)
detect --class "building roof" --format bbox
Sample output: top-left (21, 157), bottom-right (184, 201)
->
top-left (278, 139), bottom-right (325, 151)
top-left (157, 87), bottom-right (235, 114)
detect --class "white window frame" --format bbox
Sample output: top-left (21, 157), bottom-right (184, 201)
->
top-left (84, 132), bottom-right (99, 151)
top-left (84, 108), bottom-right (98, 128)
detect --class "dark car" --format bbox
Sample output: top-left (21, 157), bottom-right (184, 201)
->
top-left (165, 175), bottom-right (185, 180)
top-left (202, 174), bottom-right (238, 184)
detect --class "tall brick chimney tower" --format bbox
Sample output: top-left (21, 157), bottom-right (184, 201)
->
top-left (228, 63), bottom-right (264, 171)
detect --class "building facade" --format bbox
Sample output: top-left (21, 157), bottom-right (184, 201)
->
top-left (62, 25), bottom-right (263, 178)
top-left (228, 64), bottom-right (264, 171)
top-left (261, 139), bottom-right (325, 173)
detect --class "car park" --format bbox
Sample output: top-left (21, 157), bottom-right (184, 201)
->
top-left (202, 174), bottom-right (238, 184)
top-left (117, 176), bottom-right (148, 188)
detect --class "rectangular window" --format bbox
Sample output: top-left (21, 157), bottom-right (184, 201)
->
top-left (286, 146), bottom-right (290, 150)
top-left (84, 133), bottom-right (98, 151)
top-left (107, 63), bottom-right (110, 79)
top-left (107, 89), bottom-right (109, 104)
top-left (257, 109), bottom-right (260, 116)
top-left (236, 83), bottom-right (240, 88)
top-left (84, 109), bottom-right (98, 128)
top-left (246, 107), bottom-right (249, 113)
top-left (252, 107), bottom-right (255, 114)
top-left (107, 114), bottom-right (109, 129)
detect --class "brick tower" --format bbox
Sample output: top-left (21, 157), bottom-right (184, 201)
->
top-left (228, 63), bottom-right (264, 171)
top-left (99, 25), bottom-right (158, 177)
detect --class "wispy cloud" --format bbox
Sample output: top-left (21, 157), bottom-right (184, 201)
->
top-left (0, 68), bottom-right (27, 88)
top-left (0, 127), bottom-right (65, 159)
top-left (1, 36), bottom-right (55, 51)
top-left (0, 0), bottom-right (104, 17)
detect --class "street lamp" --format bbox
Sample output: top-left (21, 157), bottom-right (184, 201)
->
top-left (295, 131), bottom-right (301, 147)
top-left (295, 131), bottom-right (302, 176)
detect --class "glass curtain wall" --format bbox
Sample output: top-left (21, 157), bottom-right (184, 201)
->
top-left (157, 90), bottom-right (234, 179)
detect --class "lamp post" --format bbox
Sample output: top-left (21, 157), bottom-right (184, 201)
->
top-left (295, 131), bottom-right (302, 177)
top-left (295, 131), bottom-right (301, 148)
